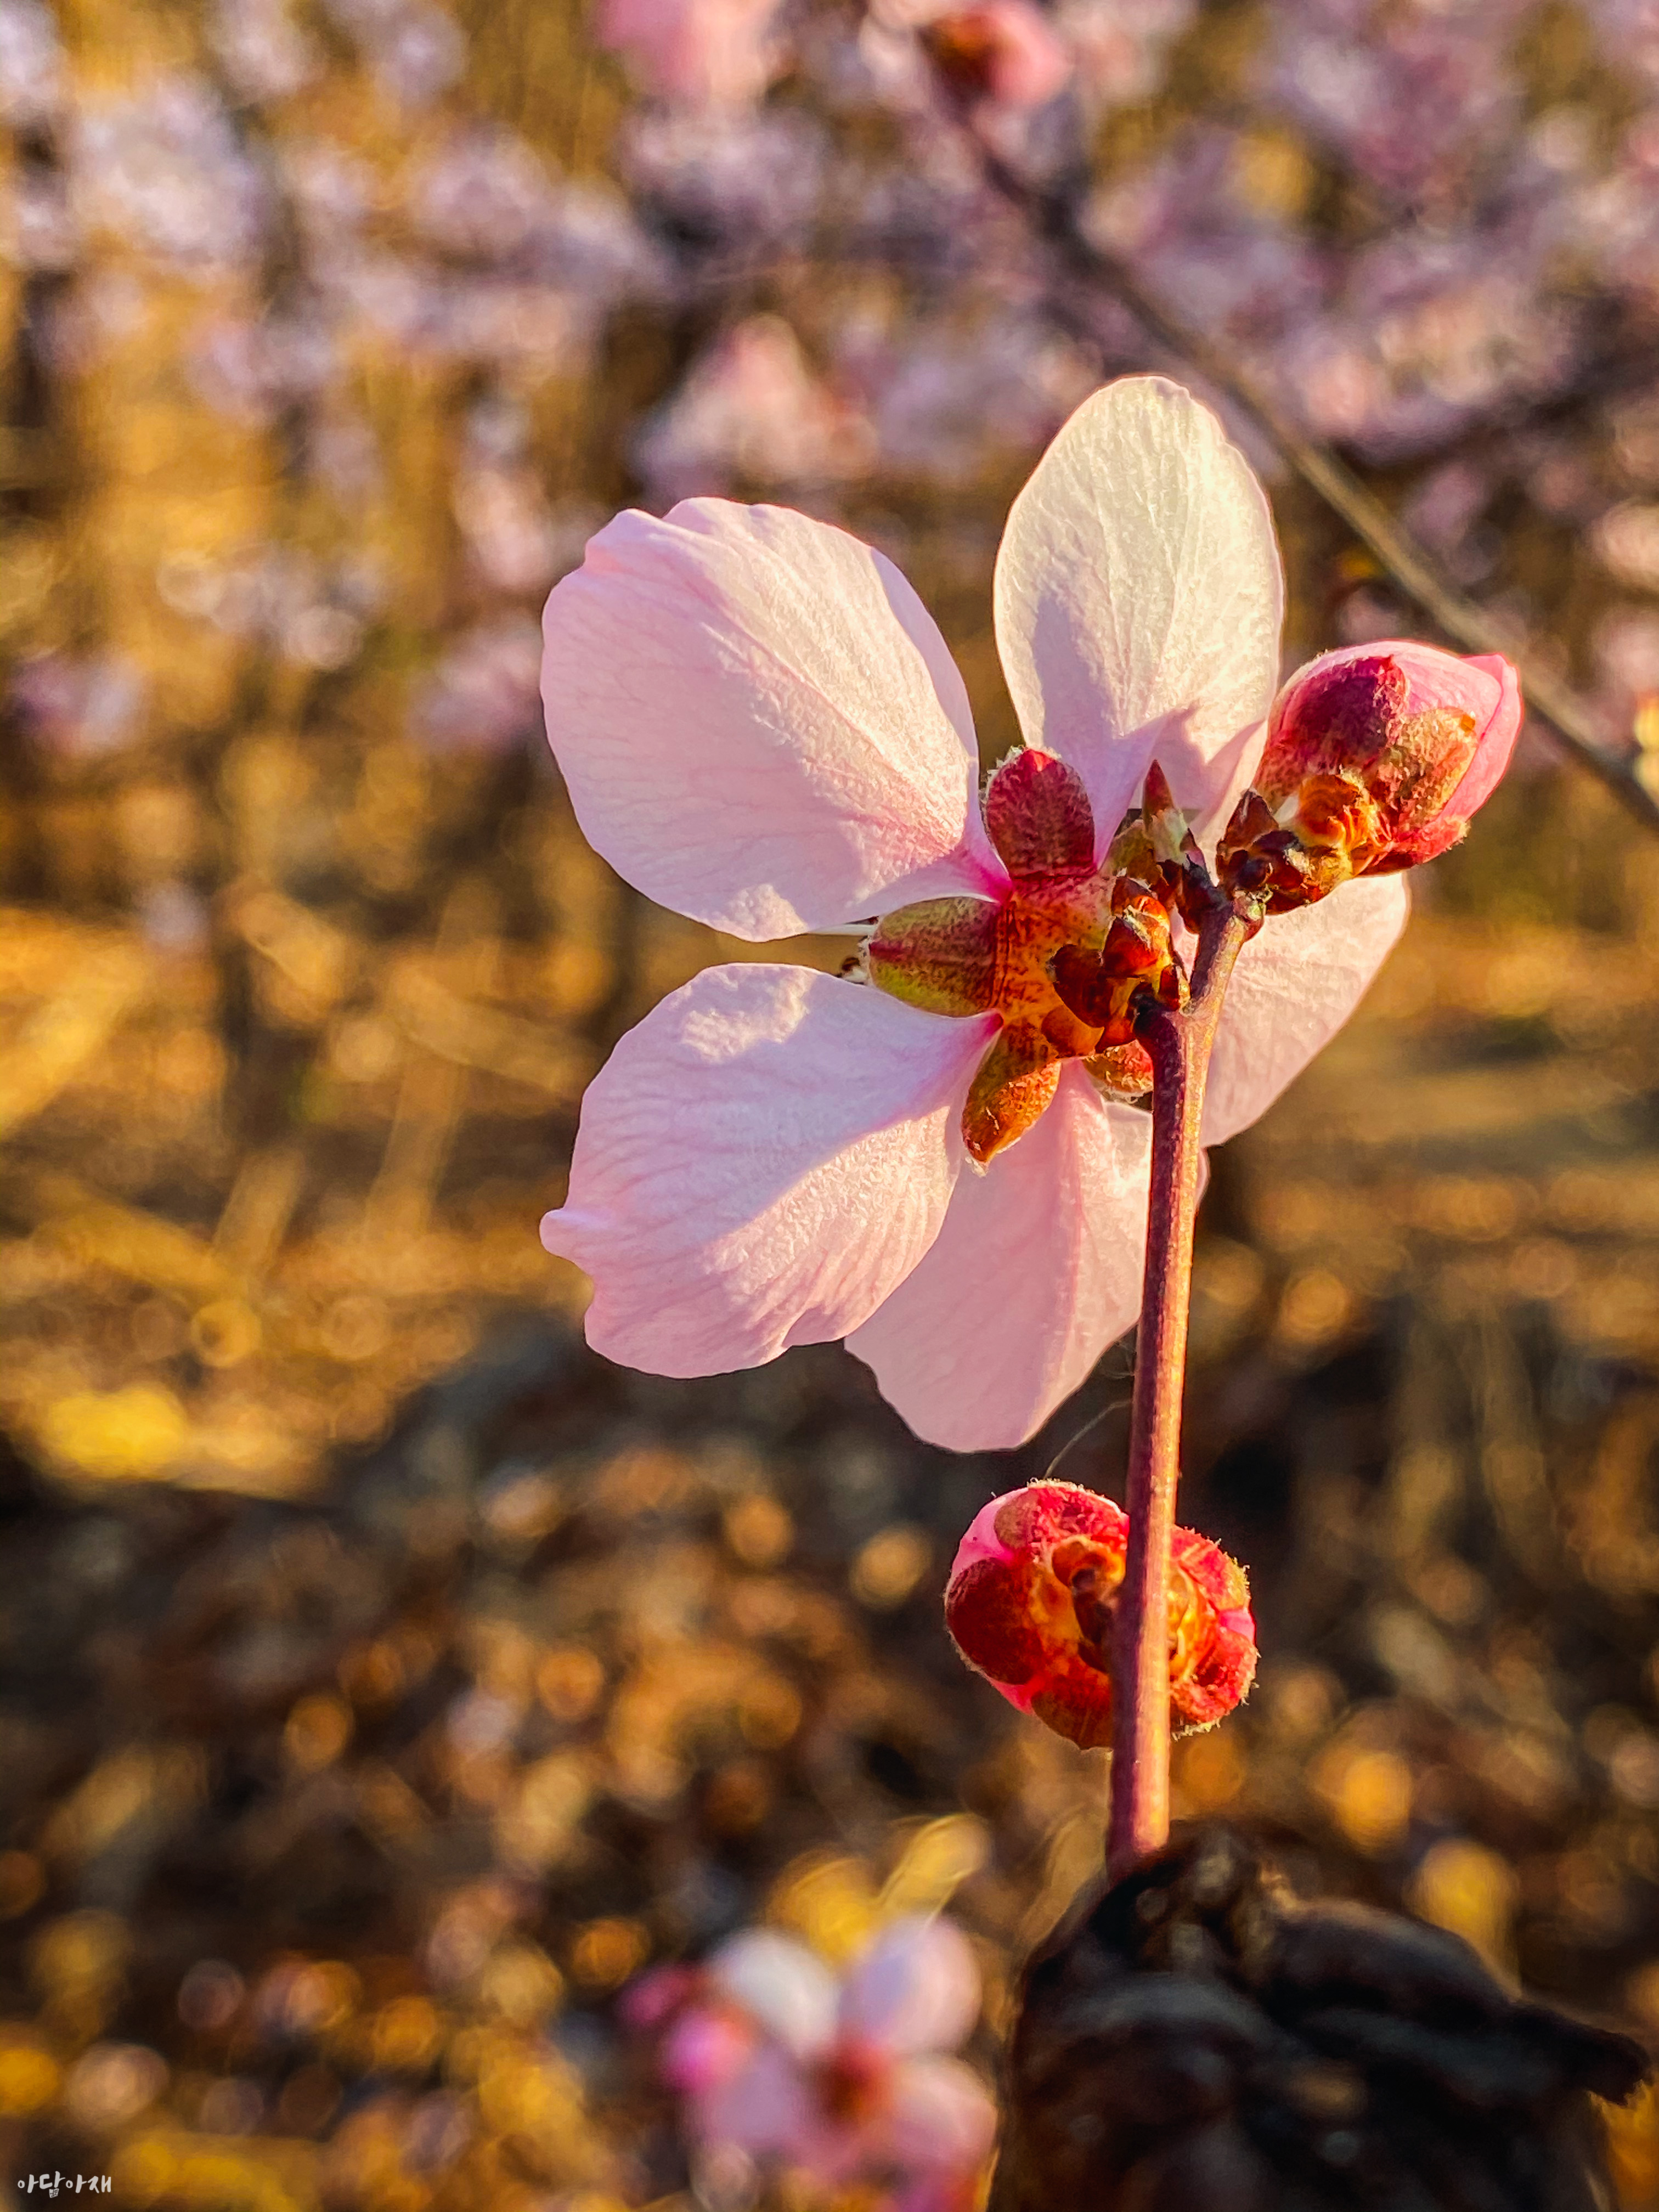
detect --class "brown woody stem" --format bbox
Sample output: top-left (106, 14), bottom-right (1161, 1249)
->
top-left (1107, 899), bottom-right (1256, 1883)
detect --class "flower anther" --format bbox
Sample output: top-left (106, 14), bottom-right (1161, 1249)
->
top-left (1218, 641), bottom-right (1523, 911)
top-left (944, 1480), bottom-right (1256, 1747)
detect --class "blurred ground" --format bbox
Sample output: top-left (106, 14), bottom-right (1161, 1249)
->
top-left (11, 784), bottom-right (1659, 2207)
top-left (9, 0), bottom-right (1659, 2204)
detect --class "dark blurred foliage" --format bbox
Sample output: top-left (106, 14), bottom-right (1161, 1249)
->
top-left (993, 1827), bottom-right (1646, 2210)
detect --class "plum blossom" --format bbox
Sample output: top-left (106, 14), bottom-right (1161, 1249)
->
top-left (594, 0), bottom-right (789, 108)
top-left (0, 0), bottom-right (63, 129)
top-left (944, 1480), bottom-right (1256, 1747)
top-left (70, 78), bottom-right (270, 275)
top-left (414, 617), bottom-right (544, 752)
top-left (538, 376), bottom-right (1425, 1451)
top-left (634, 317), bottom-right (874, 502)
top-left (913, 0), bottom-right (1074, 112)
top-left (10, 651), bottom-right (149, 759)
top-left (620, 105), bottom-right (828, 251)
top-left (629, 1917), bottom-right (995, 2195)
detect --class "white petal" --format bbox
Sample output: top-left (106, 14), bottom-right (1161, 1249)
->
top-left (542, 500), bottom-right (1005, 939)
top-left (692, 2042), bottom-right (819, 2158)
top-left (845, 1067), bottom-right (1152, 1451)
top-left (993, 376), bottom-right (1283, 846)
top-left (1204, 874), bottom-right (1410, 1146)
top-left (543, 965), bottom-right (997, 1375)
top-left (710, 1931), bottom-right (839, 2060)
top-left (880, 2056), bottom-right (998, 2172)
top-left (839, 1916), bottom-right (981, 2057)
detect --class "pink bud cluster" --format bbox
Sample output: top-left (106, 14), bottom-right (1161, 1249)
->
top-left (1220, 641), bottom-right (1523, 910)
top-left (944, 1481), bottom-right (1257, 1750)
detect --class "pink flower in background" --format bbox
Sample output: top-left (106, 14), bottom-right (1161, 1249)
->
top-left (1255, 641), bottom-right (1521, 868)
top-left (538, 377), bottom-right (1430, 1450)
top-left (630, 1917), bottom-right (995, 2193)
top-left (594, 0), bottom-right (787, 108)
top-left (414, 616), bottom-right (544, 752)
top-left (10, 650), bottom-right (149, 759)
top-left (918, 0), bottom-right (1073, 111)
top-left (634, 316), bottom-right (874, 503)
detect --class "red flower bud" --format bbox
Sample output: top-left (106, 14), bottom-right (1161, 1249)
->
top-left (943, 1481), bottom-right (1256, 1750)
top-left (1218, 641), bottom-right (1522, 909)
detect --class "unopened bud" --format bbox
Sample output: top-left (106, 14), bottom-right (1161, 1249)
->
top-left (1049, 878), bottom-right (1182, 1042)
top-left (1219, 642), bottom-right (1521, 909)
top-left (943, 1481), bottom-right (1256, 1748)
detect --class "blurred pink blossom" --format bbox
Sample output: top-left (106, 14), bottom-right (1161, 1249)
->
top-left (1592, 503), bottom-right (1659, 595)
top-left (320, 0), bottom-right (464, 105)
top-left (837, 308), bottom-right (1096, 485)
top-left (631, 1917), bottom-right (995, 2193)
top-left (917, 0), bottom-right (1074, 111)
top-left (1591, 0), bottom-right (1659, 89)
top-left (212, 0), bottom-right (319, 103)
top-left (410, 127), bottom-right (557, 261)
top-left (71, 77), bottom-right (270, 274)
top-left (1594, 605), bottom-right (1659, 743)
top-left (414, 616), bottom-right (544, 752)
top-left (1255, 0), bottom-right (1526, 201)
top-left (10, 650), bottom-right (149, 759)
top-left (594, 0), bottom-right (788, 108)
top-left (539, 378), bottom-right (1410, 1448)
top-left (635, 317), bottom-right (874, 502)
top-left (0, 0), bottom-right (63, 128)
top-left (1056, 0), bottom-right (1193, 112)
top-left (621, 106), bottom-right (827, 247)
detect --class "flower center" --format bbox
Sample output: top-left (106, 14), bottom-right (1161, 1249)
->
top-left (866, 748), bottom-right (1177, 1161)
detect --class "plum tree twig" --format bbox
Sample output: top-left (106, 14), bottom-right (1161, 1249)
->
top-left (975, 143), bottom-right (1659, 840)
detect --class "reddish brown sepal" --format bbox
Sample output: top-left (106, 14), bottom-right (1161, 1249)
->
top-left (984, 748), bottom-right (1096, 883)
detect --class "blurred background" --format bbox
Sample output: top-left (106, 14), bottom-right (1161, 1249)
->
top-left (8, 0), bottom-right (1659, 2202)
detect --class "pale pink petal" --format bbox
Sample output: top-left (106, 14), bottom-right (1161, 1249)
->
top-left (879, 2055), bottom-right (998, 2174)
top-left (839, 1917), bottom-right (980, 2057)
top-left (992, 377), bottom-right (1283, 848)
top-left (1443, 650), bottom-right (1523, 819)
top-left (662, 2006), bottom-right (755, 2094)
top-left (621, 1962), bottom-right (696, 2030)
top-left (541, 500), bottom-right (1005, 939)
top-left (544, 965), bottom-right (997, 1375)
top-left (709, 1931), bottom-right (838, 2059)
top-left (845, 1066), bottom-right (1152, 1451)
top-left (692, 2042), bottom-right (819, 2158)
top-left (1203, 873), bottom-right (1409, 1147)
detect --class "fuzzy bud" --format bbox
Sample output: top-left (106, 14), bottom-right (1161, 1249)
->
top-left (943, 1481), bottom-right (1256, 1749)
top-left (1219, 642), bottom-right (1522, 910)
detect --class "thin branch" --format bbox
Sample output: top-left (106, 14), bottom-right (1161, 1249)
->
top-left (978, 146), bottom-right (1659, 840)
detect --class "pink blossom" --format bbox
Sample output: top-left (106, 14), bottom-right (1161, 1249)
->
top-left (918, 0), bottom-right (1074, 111)
top-left (10, 650), bottom-right (148, 759)
top-left (634, 316), bottom-right (874, 502)
top-left (414, 617), bottom-right (544, 752)
top-left (594, 0), bottom-right (788, 108)
top-left (1056, 0), bottom-right (1193, 114)
top-left (638, 1918), bottom-right (995, 2191)
top-left (539, 377), bottom-right (1414, 1451)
